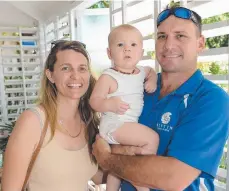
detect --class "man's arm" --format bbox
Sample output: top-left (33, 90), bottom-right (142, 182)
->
top-left (93, 137), bottom-right (200, 191)
top-left (93, 87), bottom-right (229, 191)
top-left (111, 145), bottom-right (142, 156)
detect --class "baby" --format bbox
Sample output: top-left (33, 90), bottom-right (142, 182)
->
top-left (90, 24), bottom-right (159, 191)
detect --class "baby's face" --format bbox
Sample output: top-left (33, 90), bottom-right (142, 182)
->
top-left (108, 29), bottom-right (143, 70)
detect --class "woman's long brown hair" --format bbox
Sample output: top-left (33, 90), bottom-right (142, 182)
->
top-left (38, 41), bottom-right (99, 163)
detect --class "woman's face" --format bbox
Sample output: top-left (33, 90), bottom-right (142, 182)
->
top-left (46, 49), bottom-right (90, 101)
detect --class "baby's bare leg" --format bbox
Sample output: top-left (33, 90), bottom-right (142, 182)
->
top-left (111, 122), bottom-right (158, 191)
top-left (112, 122), bottom-right (159, 155)
top-left (135, 186), bottom-right (150, 191)
top-left (106, 173), bottom-right (121, 191)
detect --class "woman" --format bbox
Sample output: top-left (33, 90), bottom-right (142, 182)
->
top-left (2, 40), bottom-right (103, 191)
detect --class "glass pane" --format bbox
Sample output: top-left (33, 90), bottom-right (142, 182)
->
top-left (143, 38), bottom-right (155, 53)
top-left (113, 11), bottom-right (122, 27)
top-left (113, 1), bottom-right (122, 10)
top-left (133, 18), bottom-right (155, 37)
top-left (126, 0), bottom-right (154, 23)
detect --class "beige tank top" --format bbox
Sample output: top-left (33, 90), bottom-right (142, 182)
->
top-left (27, 107), bottom-right (98, 191)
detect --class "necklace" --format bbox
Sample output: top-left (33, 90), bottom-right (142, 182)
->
top-left (111, 67), bottom-right (135, 75)
top-left (58, 119), bottom-right (82, 138)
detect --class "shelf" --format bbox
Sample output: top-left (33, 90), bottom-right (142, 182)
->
top-left (0, 45), bottom-right (20, 49)
top-left (46, 29), bottom-right (55, 36)
top-left (198, 47), bottom-right (229, 62)
top-left (0, 36), bottom-right (19, 40)
top-left (6, 96), bottom-right (24, 101)
top-left (4, 80), bottom-right (23, 85)
top-left (23, 62), bottom-right (41, 66)
top-left (21, 36), bottom-right (38, 40)
top-left (2, 63), bottom-right (21, 67)
top-left (58, 25), bottom-right (69, 32)
top-left (26, 87), bottom-right (39, 92)
top-left (7, 105), bottom-right (25, 109)
top-left (20, 27), bottom-right (38, 33)
top-left (5, 88), bottom-right (24, 93)
top-left (204, 75), bottom-right (228, 82)
top-left (4, 79), bottom-right (40, 85)
top-left (1, 54), bottom-right (20, 58)
top-left (27, 104), bottom-right (36, 108)
top-left (27, 96), bottom-right (38, 100)
top-left (0, 27), bottom-right (18, 32)
top-left (8, 113), bottom-right (19, 118)
top-left (0, 26), bottom-right (41, 121)
top-left (24, 71), bottom-right (41, 75)
top-left (4, 73), bottom-right (22, 77)
top-left (25, 80), bottom-right (40, 84)
top-left (202, 20), bottom-right (229, 38)
top-left (142, 55), bottom-right (152, 60)
top-left (143, 34), bottom-right (154, 41)
top-left (0, 45), bottom-right (38, 49)
top-left (22, 45), bottom-right (39, 49)
top-left (126, 1), bottom-right (142, 8)
top-left (128, 14), bottom-right (153, 25)
top-left (6, 95), bottom-right (38, 101)
top-left (46, 39), bottom-right (55, 45)
top-left (59, 35), bottom-right (70, 41)
top-left (23, 54), bottom-right (40, 58)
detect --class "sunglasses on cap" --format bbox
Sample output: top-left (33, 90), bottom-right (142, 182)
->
top-left (51, 40), bottom-right (86, 49)
top-left (157, 7), bottom-right (199, 27)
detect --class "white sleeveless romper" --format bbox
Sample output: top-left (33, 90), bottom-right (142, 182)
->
top-left (99, 66), bottom-right (146, 144)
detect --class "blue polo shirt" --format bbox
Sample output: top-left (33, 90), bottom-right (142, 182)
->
top-left (121, 69), bottom-right (229, 191)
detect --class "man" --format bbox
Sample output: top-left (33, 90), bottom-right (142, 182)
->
top-left (92, 6), bottom-right (229, 191)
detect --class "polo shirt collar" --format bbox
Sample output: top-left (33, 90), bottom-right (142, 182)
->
top-left (157, 69), bottom-right (204, 96)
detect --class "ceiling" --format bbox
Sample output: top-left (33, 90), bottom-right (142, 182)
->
top-left (0, 1), bottom-right (85, 26)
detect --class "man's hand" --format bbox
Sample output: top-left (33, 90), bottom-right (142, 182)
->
top-left (106, 97), bottom-right (129, 115)
top-left (92, 135), bottom-right (111, 170)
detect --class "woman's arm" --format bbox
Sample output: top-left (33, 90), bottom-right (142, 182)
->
top-left (2, 110), bottom-right (41, 191)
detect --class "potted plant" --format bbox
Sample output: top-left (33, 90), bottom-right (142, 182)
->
top-left (0, 121), bottom-right (15, 168)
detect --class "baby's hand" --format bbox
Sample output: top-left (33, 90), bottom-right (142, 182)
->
top-left (107, 97), bottom-right (129, 115)
top-left (144, 80), bottom-right (157, 93)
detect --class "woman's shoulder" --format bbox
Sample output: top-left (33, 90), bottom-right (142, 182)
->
top-left (15, 104), bottom-right (45, 132)
top-left (8, 105), bottom-right (44, 148)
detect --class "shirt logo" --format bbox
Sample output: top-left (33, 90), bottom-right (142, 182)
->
top-left (161, 112), bottom-right (172, 124)
top-left (183, 94), bottom-right (189, 108)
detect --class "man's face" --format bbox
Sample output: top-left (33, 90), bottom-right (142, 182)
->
top-left (156, 15), bottom-right (205, 73)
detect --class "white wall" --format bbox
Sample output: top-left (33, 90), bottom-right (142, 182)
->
top-left (0, 2), bottom-right (37, 27)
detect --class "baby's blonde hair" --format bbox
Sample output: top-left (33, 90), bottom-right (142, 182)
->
top-left (108, 24), bottom-right (143, 46)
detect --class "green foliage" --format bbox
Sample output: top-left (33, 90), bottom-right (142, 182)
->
top-left (206, 35), bottom-right (229, 49)
top-left (203, 12), bottom-right (229, 49)
top-left (202, 12), bottom-right (229, 24)
top-left (88, 1), bottom-right (109, 9)
top-left (209, 62), bottom-right (220, 74)
top-left (0, 121), bottom-right (15, 153)
top-left (147, 51), bottom-right (155, 59)
top-left (198, 62), bottom-right (228, 75)
top-left (219, 144), bottom-right (227, 170)
top-left (168, 0), bottom-right (181, 8)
